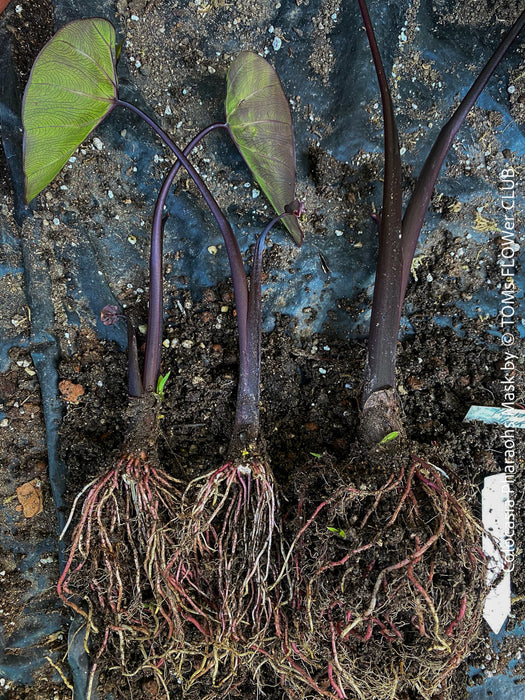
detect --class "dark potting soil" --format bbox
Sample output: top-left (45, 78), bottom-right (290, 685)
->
top-left (0, 0), bottom-right (524, 698)
top-left (54, 286), bottom-right (525, 699)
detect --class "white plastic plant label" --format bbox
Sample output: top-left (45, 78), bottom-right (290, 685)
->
top-left (482, 473), bottom-right (512, 634)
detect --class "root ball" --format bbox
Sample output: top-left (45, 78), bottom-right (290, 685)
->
top-left (277, 451), bottom-right (489, 700)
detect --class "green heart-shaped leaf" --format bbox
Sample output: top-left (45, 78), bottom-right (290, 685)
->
top-left (226, 51), bottom-right (303, 246)
top-left (22, 18), bottom-right (118, 203)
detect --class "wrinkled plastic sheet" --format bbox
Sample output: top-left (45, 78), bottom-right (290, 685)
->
top-left (0, 0), bottom-right (524, 696)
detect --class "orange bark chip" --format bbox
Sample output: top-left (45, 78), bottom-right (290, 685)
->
top-left (59, 379), bottom-right (85, 403)
top-left (16, 479), bottom-right (43, 518)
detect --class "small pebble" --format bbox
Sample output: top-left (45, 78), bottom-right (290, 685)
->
top-left (93, 137), bottom-right (104, 150)
top-left (272, 36), bottom-right (282, 51)
top-left (319, 367), bottom-right (327, 375)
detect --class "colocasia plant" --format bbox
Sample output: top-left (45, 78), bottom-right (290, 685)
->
top-left (155, 54), bottom-right (303, 693)
top-left (56, 171), bottom-right (185, 698)
top-left (23, 18), bottom-right (301, 695)
top-left (273, 3), bottom-right (525, 699)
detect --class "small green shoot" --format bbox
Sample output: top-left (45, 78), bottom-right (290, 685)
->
top-left (155, 371), bottom-right (170, 400)
top-left (379, 431), bottom-right (399, 445)
top-left (327, 526), bottom-right (346, 539)
top-left (310, 452), bottom-right (322, 459)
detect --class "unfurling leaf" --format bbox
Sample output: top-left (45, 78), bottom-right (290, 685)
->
top-left (22, 18), bottom-right (118, 203)
top-left (226, 51), bottom-right (303, 245)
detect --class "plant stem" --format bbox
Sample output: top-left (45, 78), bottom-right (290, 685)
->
top-left (116, 99), bottom-right (250, 377)
top-left (358, 1), bottom-right (525, 415)
top-left (357, 0), bottom-right (403, 406)
top-left (400, 8), bottom-right (525, 299)
top-left (142, 123), bottom-right (226, 392)
top-left (126, 316), bottom-right (143, 397)
top-left (230, 211), bottom-right (299, 457)
top-left (229, 225), bottom-right (267, 452)
top-left (117, 98), bottom-right (301, 454)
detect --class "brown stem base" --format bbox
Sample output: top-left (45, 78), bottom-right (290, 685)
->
top-left (359, 387), bottom-right (404, 446)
